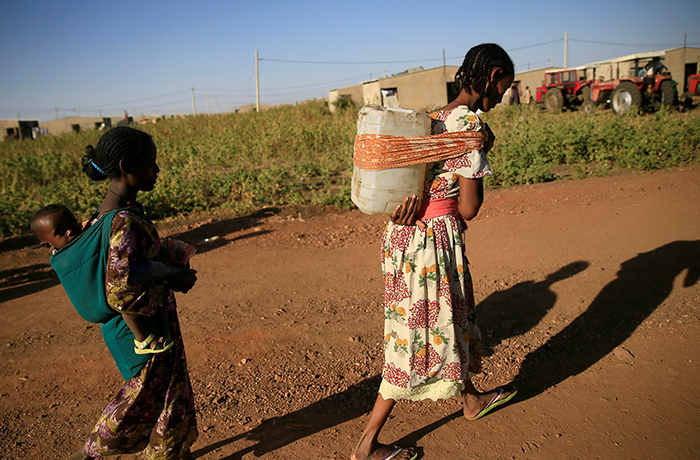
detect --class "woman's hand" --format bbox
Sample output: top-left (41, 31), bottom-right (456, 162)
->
top-left (483, 123), bottom-right (495, 154)
top-left (168, 268), bottom-right (197, 293)
top-left (391, 195), bottom-right (426, 229)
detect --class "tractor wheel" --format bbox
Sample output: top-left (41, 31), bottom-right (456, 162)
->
top-left (660, 80), bottom-right (677, 109)
top-left (611, 82), bottom-right (642, 114)
top-left (582, 98), bottom-right (596, 113)
top-left (545, 88), bottom-right (564, 112)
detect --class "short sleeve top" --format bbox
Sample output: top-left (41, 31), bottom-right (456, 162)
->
top-left (423, 106), bottom-right (492, 201)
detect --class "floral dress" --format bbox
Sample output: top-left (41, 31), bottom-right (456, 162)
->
top-left (83, 209), bottom-right (198, 459)
top-left (379, 106), bottom-right (492, 401)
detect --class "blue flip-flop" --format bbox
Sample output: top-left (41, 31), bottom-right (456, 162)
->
top-left (466, 386), bottom-right (518, 421)
top-left (381, 445), bottom-right (418, 460)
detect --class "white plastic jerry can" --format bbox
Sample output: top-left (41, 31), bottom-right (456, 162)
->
top-left (351, 106), bottom-right (431, 216)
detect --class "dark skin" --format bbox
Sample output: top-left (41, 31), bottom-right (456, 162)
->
top-left (390, 67), bottom-right (512, 227)
top-left (33, 209), bottom-right (82, 252)
top-left (97, 143), bottom-right (197, 294)
top-left (353, 67), bottom-right (514, 460)
top-left (68, 144), bottom-right (198, 460)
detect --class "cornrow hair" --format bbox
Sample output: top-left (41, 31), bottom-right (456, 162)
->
top-left (30, 204), bottom-right (71, 235)
top-left (81, 126), bottom-right (154, 181)
top-left (453, 43), bottom-right (515, 95)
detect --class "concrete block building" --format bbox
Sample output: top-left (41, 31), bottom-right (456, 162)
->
top-left (329, 47), bottom-right (700, 112)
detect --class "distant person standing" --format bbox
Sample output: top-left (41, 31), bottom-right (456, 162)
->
top-left (522, 86), bottom-right (532, 106)
top-left (509, 83), bottom-right (520, 105)
top-left (644, 57), bottom-right (667, 77)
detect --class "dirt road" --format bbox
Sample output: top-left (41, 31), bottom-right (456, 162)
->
top-left (1, 166), bottom-right (699, 460)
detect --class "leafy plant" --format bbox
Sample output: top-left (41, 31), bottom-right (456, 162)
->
top-left (1, 100), bottom-right (698, 237)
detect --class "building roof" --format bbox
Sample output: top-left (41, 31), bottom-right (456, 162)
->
top-left (581, 47), bottom-right (699, 68)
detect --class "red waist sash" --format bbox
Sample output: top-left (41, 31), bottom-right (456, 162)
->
top-left (416, 197), bottom-right (460, 220)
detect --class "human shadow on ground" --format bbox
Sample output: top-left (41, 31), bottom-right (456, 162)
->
top-left (189, 240), bottom-right (699, 457)
top-left (192, 375), bottom-right (382, 459)
top-left (0, 235), bottom-right (39, 253)
top-left (0, 209), bottom-right (277, 302)
top-left (0, 264), bottom-right (59, 303)
top-left (513, 240), bottom-right (700, 402)
top-left (477, 261), bottom-right (589, 355)
top-left (165, 208), bottom-right (277, 256)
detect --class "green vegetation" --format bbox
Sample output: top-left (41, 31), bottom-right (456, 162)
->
top-left (1, 100), bottom-right (699, 237)
top-left (483, 106), bottom-right (700, 186)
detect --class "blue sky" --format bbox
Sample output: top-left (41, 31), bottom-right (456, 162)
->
top-left (1, 0), bottom-right (698, 121)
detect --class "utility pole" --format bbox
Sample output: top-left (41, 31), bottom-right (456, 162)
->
top-left (191, 86), bottom-right (197, 115)
top-left (54, 107), bottom-right (58, 119)
top-left (255, 50), bottom-right (260, 112)
top-left (564, 31), bottom-right (568, 68)
top-left (206, 92), bottom-right (211, 115)
top-left (215, 94), bottom-right (219, 114)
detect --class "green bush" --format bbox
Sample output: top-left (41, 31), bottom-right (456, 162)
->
top-left (1, 100), bottom-right (698, 237)
top-left (482, 106), bottom-right (699, 187)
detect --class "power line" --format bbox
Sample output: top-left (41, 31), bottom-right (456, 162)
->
top-left (258, 39), bottom-right (571, 66)
top-left (67, 90), bottom-right (191, 110)
top-left (126, 99), bottom-right (192, 110)
top-left (9, 34), bottom-right (699, 119)
top-left (508, 39), bottom-right (564, 51)
top-left (260, 57), bottom-right (444, 65)
top-left (259, 36), bottom-right (697, 67)
top-left (569, 38), bottom-right (700, 47)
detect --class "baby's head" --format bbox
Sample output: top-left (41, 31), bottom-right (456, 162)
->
top-left (31, 204), bottom-right (83, 252)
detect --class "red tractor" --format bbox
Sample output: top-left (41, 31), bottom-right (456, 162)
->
top-left (680, 74), bottom-right (700, 107)
top-left (537, 68), bottom-right (678, 114)
top-left (536, 69), bottom-right (591, 112)
top-left (688, 74), bottom-right (700, 94)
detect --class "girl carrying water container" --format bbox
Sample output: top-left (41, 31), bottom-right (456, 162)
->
top-left (56, 126), bottom-right (199, 460)
top-left (351, 43), bottom-right (517, 460)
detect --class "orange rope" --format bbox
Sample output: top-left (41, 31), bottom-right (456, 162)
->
top-left (353, 131), bottom-right (487, 171)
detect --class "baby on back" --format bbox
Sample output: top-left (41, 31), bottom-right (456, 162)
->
top-left (31, 204), bottom-right (196, 355)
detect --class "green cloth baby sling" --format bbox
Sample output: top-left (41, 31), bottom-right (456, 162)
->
top-left (50, 208), bottom-right (170, 380)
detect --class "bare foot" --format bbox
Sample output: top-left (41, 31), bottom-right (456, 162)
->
top-left (351, 442), bottom-right (416, 460)
top-left (463, 385), bottom-right (517, 420)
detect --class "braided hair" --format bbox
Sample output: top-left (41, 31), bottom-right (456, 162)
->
top-left (82, 126), bottom-right (154, 181)
top-left (453, 43), bottom-right (514, 95)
